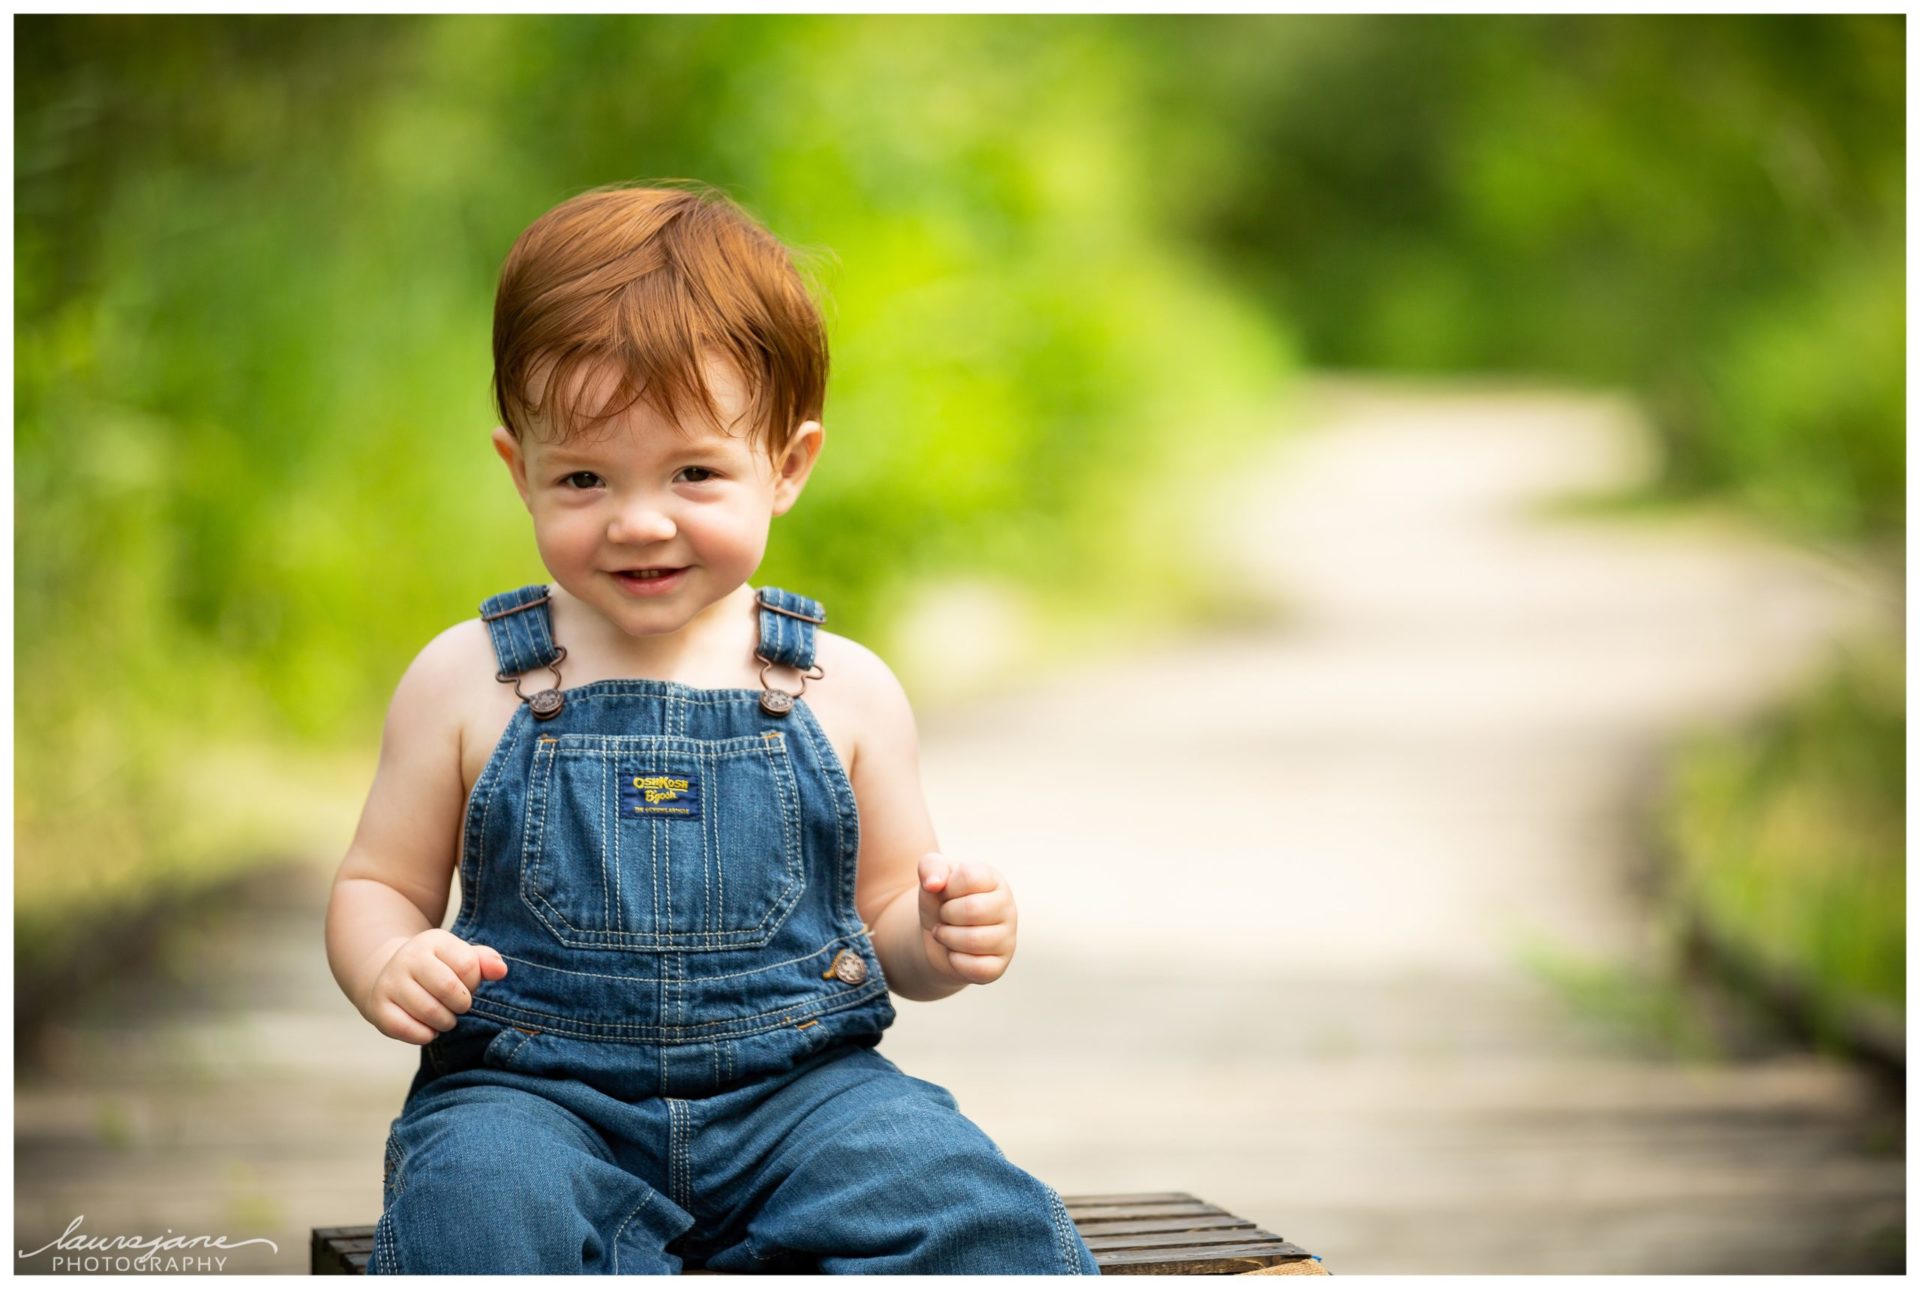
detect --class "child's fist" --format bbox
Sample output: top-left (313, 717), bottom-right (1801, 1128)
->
top-left (917, 852), bottom-right (1017, 986)
top-left (360, 930), bottom-right (509, 1045)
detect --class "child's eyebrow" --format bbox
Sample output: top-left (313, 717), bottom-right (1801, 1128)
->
top-left (538, 430), bottom-right (742, 465)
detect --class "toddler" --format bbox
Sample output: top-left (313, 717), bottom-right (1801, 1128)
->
top-left (324, 183), bottom-right (1100, 1275)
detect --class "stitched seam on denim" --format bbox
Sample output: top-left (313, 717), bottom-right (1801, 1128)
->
top-left (765, 733), bottom-right (804, 940)
top-left (763, 601), bottom-right (784, 666)
top-left (522, 739), bottom-right (559, 944)
top-left (457, 706), bottom-right (521, 939)
top-left (527, 593), bottom-right (558, 670)
top-left (1045, 1186), bottom-right (1084, 1275)
top-left (378, 1200), bottom-right (405, 1274)
top-left (668, 944), bottom-right (684, 1035)
top-left (665, 1099), bottom-right (687, 1212)
top-left (492, 932), bottom-right (864, 984)
top-left (462, 976), bottom-right (886, 1033)
top-left (535, 683), bottom-right (795, 703)
top-left (480, 586), bottom-right (534, 675)
top-left (793, 607), bottom-right (816, 670)
top-left (645, 769), bottom-right (660, 940)
top-left (545, 733), bottom-right (785, 756)
top-left (463, 977), bottom-right (890, 1042)
top-left (384, 1131), bottom-right (407, 1198)
top-left (602, 752), bottom-right (616, 933)
top-left (662, 762), bottom-right (676, 944)
top-left (609, 1188), bottom-right (656, 1275)
top-left (790, 702), bottom-right (859, 929)
top-left (744, 1229), bottom-right (782, 1265)
top-left (706, 744), bottom-right (721, 938)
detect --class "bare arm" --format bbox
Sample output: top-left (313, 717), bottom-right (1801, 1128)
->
top-left (843, 641), bottom-right (1014, 1001)
top-left (325, 623), bottom-right (502, 1036)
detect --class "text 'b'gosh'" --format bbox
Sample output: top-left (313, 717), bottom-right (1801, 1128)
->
top-left (622, 770), bottom-right (703, 820)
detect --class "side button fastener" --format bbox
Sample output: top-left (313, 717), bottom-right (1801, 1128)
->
top-left (822, 949), bottom-right (868, 985)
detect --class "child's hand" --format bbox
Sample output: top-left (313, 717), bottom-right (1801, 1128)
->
top-left (917, 853), bottom-right (1016, 986)
top-left (360, 930), bottom-right (509, 1045)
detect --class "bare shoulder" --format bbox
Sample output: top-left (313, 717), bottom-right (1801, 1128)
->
top-left (385, 617), bottom-right (521, 795)
top-left (807, 628), bottom-right (919, 778)
top-left (390, 617), bottom-right (496, 720)
top-left (410, 617), bottom-right (497, 682)
top-left (813, 628), bottom-right (915, 723)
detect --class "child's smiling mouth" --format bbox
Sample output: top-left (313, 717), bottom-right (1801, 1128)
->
top-left (611, 567), bottom-right (688, 595)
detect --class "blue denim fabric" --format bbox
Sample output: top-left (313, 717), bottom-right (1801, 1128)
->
top-left (367, 585), bottom-right (1097, 1275)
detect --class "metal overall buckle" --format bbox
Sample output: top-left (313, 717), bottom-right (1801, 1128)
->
top-left (755, 654), bottom-right (824, 717)
top-left (755, 594), bottom-right (827, 717)
top-left (482, 590), bottom-right (568, 720)
top-left (497, 646), bottom-right (569, 720)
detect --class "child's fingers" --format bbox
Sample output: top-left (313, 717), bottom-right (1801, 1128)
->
top-left (397, 976), bottom-right (459, 1033)
top-left (374, 999), bottom-right (438, 1046)
top-left (418, 959), bottom-right (475, 1014)
top-left (940, 861), bottom-right (1000, 901)
top-left (917, 853), bottom-right (951, 928)
top-left (479, 946), bottom-right (509, 979)
top-left (432, 938), bottom-right (496, 990)
top-left (930, 923), bottom-right (1010, 955)
top-left (942, 952), bottom-right (1009, 985)
top-left (936, 893), bottom-right (1005, 926)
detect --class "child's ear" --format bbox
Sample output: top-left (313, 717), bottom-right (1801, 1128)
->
top-left (491, 425), bottom-right (533, 510)
top-left (770, 421), bottom-right (824, 517)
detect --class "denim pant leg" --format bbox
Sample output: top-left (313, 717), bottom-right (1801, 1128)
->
top-left (697, 1046), bottom-right (1099, 1275)
top-left (368, 1077), bottom-right (694, 1275)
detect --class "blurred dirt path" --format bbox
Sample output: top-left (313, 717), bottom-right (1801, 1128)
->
top-left (13, 378), bottom-right (1902, 1273)
top-left (889, 378), bottom-right (1902, 1273)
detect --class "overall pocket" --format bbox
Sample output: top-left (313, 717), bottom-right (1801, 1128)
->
top-left (520, 732), bottom-right (805, 952)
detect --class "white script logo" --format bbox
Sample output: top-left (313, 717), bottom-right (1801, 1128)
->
top-left (19, 1215), bottom-right (280, 1272)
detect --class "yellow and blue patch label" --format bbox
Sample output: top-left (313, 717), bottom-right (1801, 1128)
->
top-left (622, 770), bottom-right (702, 820)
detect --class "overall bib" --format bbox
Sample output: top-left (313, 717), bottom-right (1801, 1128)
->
top-left (367, 585), bottom-right (1099, 1275)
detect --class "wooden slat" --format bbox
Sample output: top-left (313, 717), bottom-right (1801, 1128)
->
top-left (1097, 1243), bottom-right (1319, 1275)
top-left (1069, 1215), bottom-right (1255, 1237)
top-left (1085, 1229), bottom-right (1301, 1253)
top-left (1069, 1201), bottom-right (1227, 1222)
top-left (318, 1226), bottom-right (373, 1240)
top-left (1061, 1191), bottom-right (1199, 1207)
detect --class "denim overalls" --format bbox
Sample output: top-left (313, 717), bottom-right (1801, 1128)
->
top-left (367, 584), bottom-right (1099, 1275)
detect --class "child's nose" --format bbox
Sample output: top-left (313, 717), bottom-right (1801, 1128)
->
top-left (607, 498), bottom-right (677, 544)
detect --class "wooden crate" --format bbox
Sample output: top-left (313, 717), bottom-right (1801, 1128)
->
top-left (312, 1191), bottom-right (1324, 1275)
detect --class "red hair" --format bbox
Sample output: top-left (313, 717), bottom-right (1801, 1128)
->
top-left (491, 182), bottom-right (828, 458)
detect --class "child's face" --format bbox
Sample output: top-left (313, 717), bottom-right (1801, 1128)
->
top-left (492, 355), bottom-right (821, 641)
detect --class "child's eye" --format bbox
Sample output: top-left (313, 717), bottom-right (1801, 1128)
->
top-left (562, 471), bottom-right (603, 490)
top-left (675, 466), bottom-right (718, 484)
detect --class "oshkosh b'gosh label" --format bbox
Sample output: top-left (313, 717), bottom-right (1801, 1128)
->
top-left (621, 770), bottom-right (702, 820)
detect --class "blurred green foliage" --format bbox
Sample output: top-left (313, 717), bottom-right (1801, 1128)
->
top-left (1151, 14), bottom-right (1903, 545)
top-left (1662, 633), bottom-right (1905, 1022)
top-left (15, 14), bottom-right (1903, 996)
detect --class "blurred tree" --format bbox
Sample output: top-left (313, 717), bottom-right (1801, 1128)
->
top-left (1147, 14), bottom-right (1903, 544)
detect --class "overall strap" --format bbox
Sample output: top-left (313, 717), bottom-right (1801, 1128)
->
top-left (479, 584), bottom-right (564, 677)
top-left (754, 587), bottom-right (826, 671)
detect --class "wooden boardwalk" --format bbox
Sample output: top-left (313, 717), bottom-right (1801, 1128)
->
top-left (13, 379), bottom-right (1903, 1273)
